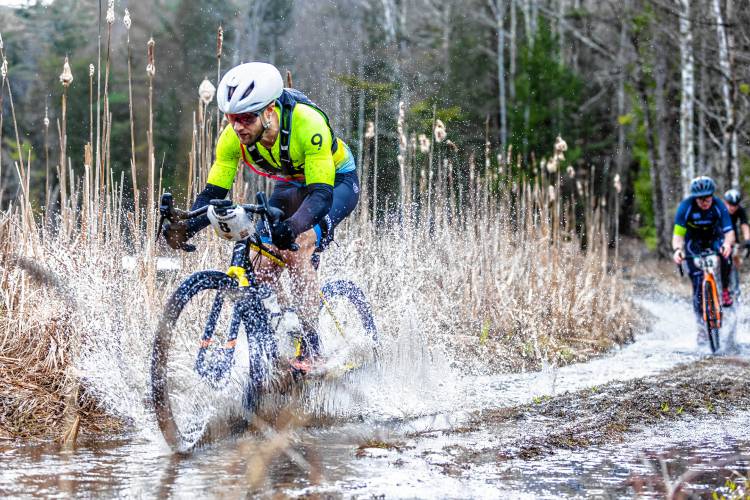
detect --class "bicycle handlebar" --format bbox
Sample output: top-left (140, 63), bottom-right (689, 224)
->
top-left (157, 192), bottom-right (298, 252)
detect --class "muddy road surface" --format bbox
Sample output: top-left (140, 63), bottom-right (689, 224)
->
top-left (1, 293), bottom-right (749, 498)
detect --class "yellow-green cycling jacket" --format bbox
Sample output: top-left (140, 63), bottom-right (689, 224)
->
top-left (188, 101), bottom-right (356, 238)
top-left (206, 103), bottom-right (356, 189)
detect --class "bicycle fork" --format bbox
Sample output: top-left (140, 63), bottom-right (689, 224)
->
top-left (703, 271), bottom-right (722, 329)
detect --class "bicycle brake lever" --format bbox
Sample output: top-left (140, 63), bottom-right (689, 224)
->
top-left (677, 263), bottom-right (684, 277)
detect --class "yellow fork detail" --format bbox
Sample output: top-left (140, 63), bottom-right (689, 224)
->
top-left (226, 266), bottom-right (250, 287)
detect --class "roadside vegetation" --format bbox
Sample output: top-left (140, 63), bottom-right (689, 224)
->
top-left (0, 11), bottom-right (633, 441)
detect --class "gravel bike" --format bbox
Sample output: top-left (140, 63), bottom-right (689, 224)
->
top-left (683, 250), bottom-right (723, 353)
top-left (150, 192), bottom-right (378, 451)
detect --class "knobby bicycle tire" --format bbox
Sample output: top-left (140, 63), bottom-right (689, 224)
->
top-left (151, 270), bottom-right (274, 451)
top-left (702, 277), bottom-right (721, 354)
top-left (318, 279), bottom-right (379, 367)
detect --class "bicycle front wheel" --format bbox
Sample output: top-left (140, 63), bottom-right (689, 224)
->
top-left (151, 271), bottom-right (253, 451)
top-left (316, 279), bottom-right (379, 377)
top-left (702, 278), bottom-right (721, 354)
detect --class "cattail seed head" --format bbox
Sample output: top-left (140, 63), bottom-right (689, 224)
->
top-left (0, 32), bottom-right (4, 50)
top-left (364, 121), bottom-right (375, 139)
top-left (554, 135), bottom-right (568, 154)
top-left (434, 119), bottom-right (446, 143)
top-left (60, 56), bottom-right (73, 87)
top-left (566, 165), bottom-right (575, 178)
top-left (199, 77), bottom-right (215, 104)
top-left (614, 174), bottom-right (622, 193)
top-left (397, 102), bottom-right (407, 151)
top-left (89, 63), bottom-right (95, 78)
top-left (418, 134), bottom-right (430, 154)
top-left (146, 38), bottom-right (155, 77)
top-left (548, 185), bottom-right (556, 202)
top-left (1, 58), bottom-right (7, 79)
top-left (106, 0), bottom-right (115, 24)
top-left (44, 107), bottom-right (50, 128)
top-left (216, 25), bottom-right (223, 59)
top-left (84, 143), bottom-right (93, 168)
top-left (123, 9), bottom-right (131, 30)
top-left (548, 161), bottom-right (559, 173)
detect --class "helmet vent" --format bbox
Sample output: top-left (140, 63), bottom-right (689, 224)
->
top-left (241, 82), bottom-right (256, 101)
top-left (227, 85), bottom-right (236, 101)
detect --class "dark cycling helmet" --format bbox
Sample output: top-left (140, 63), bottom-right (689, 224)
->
top-left (725, 188), bottom-right (742, 206)
top-left (689, 176), bottom-right (716, 198)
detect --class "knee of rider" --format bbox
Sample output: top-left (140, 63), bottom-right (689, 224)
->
top-left (292, 229), bottom-right (317, 255)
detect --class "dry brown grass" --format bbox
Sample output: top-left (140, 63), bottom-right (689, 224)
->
top-left (0, 242), bottom-right (121, 441)
top-left (0, 139), bottom-right (636, 441)
top-left (0, 34), bottom-right (634, 441)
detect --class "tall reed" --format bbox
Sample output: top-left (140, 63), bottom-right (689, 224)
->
top-left (0, 28), bottom-right (632, 442)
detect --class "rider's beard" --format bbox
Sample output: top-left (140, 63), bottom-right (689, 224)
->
top-left (244, 120), bottom-right (271, 147)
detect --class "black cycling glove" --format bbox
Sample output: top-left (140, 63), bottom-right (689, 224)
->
top-left (271, 221), bottom-right (296, 250)
top-left (163, 220), bottom-right (189, 250)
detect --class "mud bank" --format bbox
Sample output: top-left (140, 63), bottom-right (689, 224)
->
top-left (433, 357), bottom-right (750, 464)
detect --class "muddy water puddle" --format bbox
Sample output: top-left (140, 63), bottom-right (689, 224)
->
top-left (2, 294), bottom-right (750, 498)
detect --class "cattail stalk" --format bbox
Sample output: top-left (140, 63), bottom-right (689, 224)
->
top-left (88, 64), bottom-right (94, 149)
top-left (373, 99), bottom-right (379, 220)
top-left (146, 38), bottom-right (156, 248)
top-left (101, 0), bottom-right (114, 202)
top-left (124, 9), bottom-right (138, 229)
top-left (44, 105), bottom-right (50, 214)
top-left (1, 47), bottom-right (25, 178)
top-left (59, 56), bottom-right (74, 215)
top-left (0, 56), bottom-right (5, 196)
top-left (216, 25), bottom-right (223, 136)
top-left (396, 101), bottom-right (407, 211)
top-left (95, 0), bottom-right (102, 213)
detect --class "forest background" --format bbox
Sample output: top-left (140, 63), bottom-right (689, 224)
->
top-left (1, 0), bottom-right (749, 256)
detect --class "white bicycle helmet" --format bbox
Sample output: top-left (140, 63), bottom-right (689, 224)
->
top-left (216, 62), bottom-right (283, 114)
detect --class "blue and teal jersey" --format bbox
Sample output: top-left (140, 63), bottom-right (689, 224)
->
top-left (673, 196), bottom-right (733, 242)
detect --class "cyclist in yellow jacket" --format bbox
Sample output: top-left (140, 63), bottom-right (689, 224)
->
top-left (164, 62), bottom-right (359, 372)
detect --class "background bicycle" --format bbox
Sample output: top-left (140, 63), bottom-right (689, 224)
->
top-left (681, 250), bottom-right (723, 354)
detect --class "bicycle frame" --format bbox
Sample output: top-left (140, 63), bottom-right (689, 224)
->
top-left (692, 251), bottom-right (722, 329)
top-left (151, 192), bottom-right (379, 449)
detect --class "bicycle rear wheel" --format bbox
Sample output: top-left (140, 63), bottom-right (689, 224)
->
top-left (702, 278), bottom-right (721, 354)
top-left (315, 279), bottom-right (379, 377)
top-left (151, 271), bottom-right (257, 451)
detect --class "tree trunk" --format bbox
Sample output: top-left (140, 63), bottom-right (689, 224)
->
top-left (632, 30), bottom-right (668, 256)
top-left (492, 0), bottom-right (508, 149)
top-left (509, 0), bottom-right (517, 102)
top-left (697, 30), bottom-right (707, 175)
top-left (677, 0), bottom-right (695, 196)
top-left (654, 44), bottom-right (679, 255)
top-left (616, 0), bottom-right (630, 233)
top-left (712, 0), bottom-right (738, 187)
